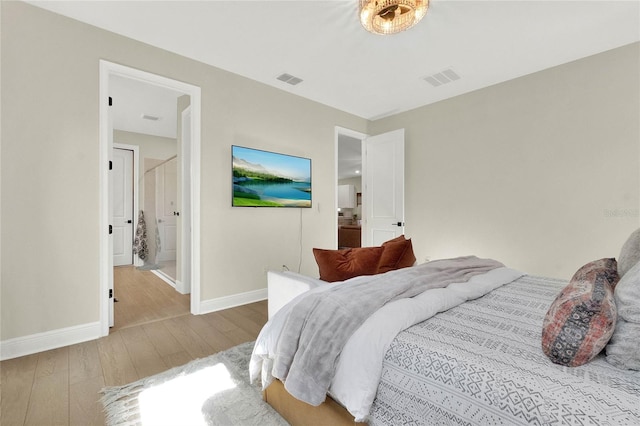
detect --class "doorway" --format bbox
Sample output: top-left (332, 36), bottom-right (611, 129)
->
top-left (335, 127), bottom-right (406, 248)
top-left (100, 61), bottom-right (202, 336)
top-left (111, 78), bottom-right (185, 329)
top-left (336, 127), bottom-right (367, 248)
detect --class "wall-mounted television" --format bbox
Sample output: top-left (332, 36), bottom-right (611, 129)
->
top-left (232, 145), bottom-right (312, 208)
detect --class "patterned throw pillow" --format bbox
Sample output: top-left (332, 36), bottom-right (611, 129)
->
top-left (541, 258), bottom-right (619, 367)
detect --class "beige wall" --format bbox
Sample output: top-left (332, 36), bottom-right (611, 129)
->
top-left (115, 130), bottom-right (177, 166)
top-left (114, 130), bottom-right (177, 204)
top-left (1, 1), bottom-right (637, 345)
top-left (0, 2), bottom-right (367, 340)
top-left (369, 43), bottom-right (640, 279)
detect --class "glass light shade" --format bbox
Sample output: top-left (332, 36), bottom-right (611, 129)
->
top-left (359, 0), bottom-right (429, 35)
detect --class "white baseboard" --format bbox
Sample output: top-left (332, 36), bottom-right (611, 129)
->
top-left (151, 269), bottom-right (176, 288)
top-left (175, 279), bottom-right (191, 295)
top-left (1, 289), bottom-right (267, 360)
top-left (0, 321), bottom-right (102, 361)
top-left (199, 288), bottom-right (267, 315)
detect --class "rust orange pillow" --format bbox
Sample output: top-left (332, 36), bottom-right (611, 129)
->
top-left (313, 247), bottom-right (385, 283)
top-left (378, 236), bottom-right (416, 273)
top-left (541, 258), bottom-right (619, 367)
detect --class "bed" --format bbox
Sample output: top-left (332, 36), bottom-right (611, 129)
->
top-left (250, 255), bottom-right (640, 425)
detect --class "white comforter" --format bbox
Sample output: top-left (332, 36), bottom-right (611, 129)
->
top-left (250, 266), bottom-right (525, 422)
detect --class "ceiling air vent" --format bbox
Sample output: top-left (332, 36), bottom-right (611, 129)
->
top-left (141, 114), bottom-right (160, 121)
top-left (423, 68), bottom-right (461, 87)
top-left (277, 73), bottom-right (303, 86)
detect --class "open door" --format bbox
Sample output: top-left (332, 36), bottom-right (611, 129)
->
top-left (155, 157), bottom-right (178, 264)
top-left (362, 129), bottom-right (405, 247)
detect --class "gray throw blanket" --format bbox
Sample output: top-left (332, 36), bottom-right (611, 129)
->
top-left (271, 256), bottom-right (505, 406)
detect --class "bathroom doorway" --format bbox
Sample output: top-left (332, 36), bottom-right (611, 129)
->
top-left (100, 60), bottom-right (202, 334)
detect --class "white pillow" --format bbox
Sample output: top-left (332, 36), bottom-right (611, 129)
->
top-left (615, 260), bottom-right (640, 323)
top-left (618, 228), bottom-right (640, 278)
top-left (606, 320), bottom-right (640, 370)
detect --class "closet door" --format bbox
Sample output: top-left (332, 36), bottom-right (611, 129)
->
top-left (112, 148), bottom-right (134, 266)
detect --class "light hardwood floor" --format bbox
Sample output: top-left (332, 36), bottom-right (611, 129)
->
top-left (112, 265), bottom-right (190, 331)
top-left (0, 267), bottom-right (268, 426)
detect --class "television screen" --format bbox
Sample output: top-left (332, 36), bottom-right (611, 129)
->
top-left (232, 145), bottom-right (312, 208)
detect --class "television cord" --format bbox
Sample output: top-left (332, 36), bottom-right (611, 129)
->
top-left (298, 207), bottom-right (303, 273)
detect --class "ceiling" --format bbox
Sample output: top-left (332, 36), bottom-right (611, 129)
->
top-left (27, 1), bottom-right (640, 179)
top-left (28, 0), bottom-right (639, 122)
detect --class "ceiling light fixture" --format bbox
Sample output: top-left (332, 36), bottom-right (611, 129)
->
top-left (359, 0), bottom-right (429, 35)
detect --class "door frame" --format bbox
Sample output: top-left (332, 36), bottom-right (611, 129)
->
top-left (113, 144), bottom-right (140, 266)
top-left (178, 106), bottom-right (192, 295)
top-left (99, 60), bottom-right (202, 336)
top-left (334, 126), bottom-right (368, 248)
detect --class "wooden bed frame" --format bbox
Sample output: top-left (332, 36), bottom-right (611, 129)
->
top-left (264, 379), bottom-right (367, 425)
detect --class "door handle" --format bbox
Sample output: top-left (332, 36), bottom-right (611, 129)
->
top-left (392, 222), bottom-right (404, 227)
top-left (127, 220), bottom-right (132, 224)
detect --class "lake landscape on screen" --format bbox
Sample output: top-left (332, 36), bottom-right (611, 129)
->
top-left (232, 146), bottom-right (312, 208)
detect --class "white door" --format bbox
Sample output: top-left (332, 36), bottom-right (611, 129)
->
top-left (156, 158), bottom-right (177, 262)
top-left (112, 148), bottom-right (134, 266)
top-left (362, 129), bottom-right (405, 246)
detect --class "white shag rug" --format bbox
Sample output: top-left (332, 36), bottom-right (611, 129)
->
top-left (101, 341), bottom-right (288, 426)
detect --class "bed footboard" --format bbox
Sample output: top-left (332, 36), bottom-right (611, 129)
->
top-left (264, 380), bottom-right (366, 426)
